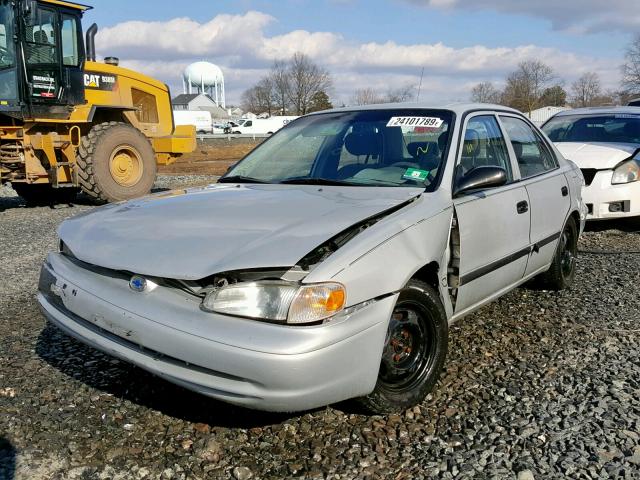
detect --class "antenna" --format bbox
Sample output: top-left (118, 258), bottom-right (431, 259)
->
top-left (416, 67), bottom-right (424, 102)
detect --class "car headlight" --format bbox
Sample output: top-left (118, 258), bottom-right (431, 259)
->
top-left (612, 158), bottom-right (640, 184)
top-left (201, 281), bottom-right (346, 324)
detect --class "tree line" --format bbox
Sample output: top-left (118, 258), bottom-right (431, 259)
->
top-left (241, 35), bottom-right (640, 115)
top-left (471, 35), bottom-right (640, 111)
top-left (241, 53), bottom-right (333, 115)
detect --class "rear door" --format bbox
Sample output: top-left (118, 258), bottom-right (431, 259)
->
top-left (453, 113), bottom-right (531, 315)
top-left (499, 115), bottom-right (570, 276)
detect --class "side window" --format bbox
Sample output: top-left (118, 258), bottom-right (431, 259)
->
top-left (500, 116), bottom-right (558, 179)
top-left (244, 120), bottom-right (252, 127)
top-left (25, 8), bottom-right (57, 65)
top-left (132, 88), bottom-right (159, 123)
top-left (459, 115), bottom-right (512, 179)
top-left (61, 15), bottom-right (79, 66)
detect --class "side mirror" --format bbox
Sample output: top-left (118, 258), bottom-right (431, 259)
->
top-left (454, 166), bottom-right (507, 196)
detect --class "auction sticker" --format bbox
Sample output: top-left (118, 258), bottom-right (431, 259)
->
top-left (387, 117), bottom-right (443, 128)
top-left (402, 168), bottom-right (429, 181)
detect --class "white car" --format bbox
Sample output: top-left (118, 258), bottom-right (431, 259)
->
top-left (542, 107), bottom-right (640, 220)
top-left (38, 103), bottom-right (585, 413)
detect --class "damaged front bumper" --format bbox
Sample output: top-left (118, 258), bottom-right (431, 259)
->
top-left (37, 253), bottom-right (396, 412)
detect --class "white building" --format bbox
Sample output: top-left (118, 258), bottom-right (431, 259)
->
top-left (526, 106), bottom-right (572, 126)
top-left (172, 93), bottom-right (230, 120)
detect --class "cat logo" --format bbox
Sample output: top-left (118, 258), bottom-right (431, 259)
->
top-left (83, 72), bottom-right (117, 91)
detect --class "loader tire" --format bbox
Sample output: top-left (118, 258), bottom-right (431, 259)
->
top-left (12, 183), bottom-right (78, 206)
top-left (77, 122), bottom-right (157, 203)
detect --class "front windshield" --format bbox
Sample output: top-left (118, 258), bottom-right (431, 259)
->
top-left (542, 114), bottom-right (640, 144)
top-left (224, 109), bottom-right (453, 189)
top-left (0, 1), bottom-right (15, 68)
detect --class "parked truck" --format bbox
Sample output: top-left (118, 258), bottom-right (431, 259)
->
top-left (173, 110), bottom-right (213, 134)
top-left (231, 116), bottom-right (299, 135)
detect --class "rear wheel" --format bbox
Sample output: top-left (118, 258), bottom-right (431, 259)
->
top-left (537, 216), bottom-right (578, 291)
top-left (12, 183), bottom-right (78, 206)
top-left (356, 279), bottom-right (448, 414)
top-left (77, 122), bottom-right (157, 203)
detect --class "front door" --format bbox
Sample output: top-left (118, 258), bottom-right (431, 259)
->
top-left (22, 3), bottom-right (84, 112)
top-left (453, 114), bottom-right (531, 315)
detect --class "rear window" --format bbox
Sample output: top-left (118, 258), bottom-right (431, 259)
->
top-left (542, 114), bottom-right (640, 144)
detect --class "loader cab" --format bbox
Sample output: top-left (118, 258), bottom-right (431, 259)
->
top-left (0, 0), bottom-right (87, 120)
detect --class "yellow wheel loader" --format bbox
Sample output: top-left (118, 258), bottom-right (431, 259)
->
top-left (0, 0), bottom-right (196, 204)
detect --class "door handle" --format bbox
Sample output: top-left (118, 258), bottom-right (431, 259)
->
top-left (561, 186), bottom-right (569, 197)
top-left (516, 200), bottom-right (528, 214)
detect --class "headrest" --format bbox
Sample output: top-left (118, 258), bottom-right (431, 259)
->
top-left (512, 141), bottom-right (523, 158)
top-left (438, 132), bottom-right (449, 152)
top-left (345, 131), bottom-right (383, 156)
top-left (463, 129), bottom-right (481, 157)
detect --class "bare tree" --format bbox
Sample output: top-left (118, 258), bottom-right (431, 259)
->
top-left (351, 88), bottom-right (384, 105)
top-left (570, 72), bottom-right (602, 107)
top-left (270, 60), bottom-right (291, 115)
top-left (287, 53), bottom-right (333, 115)
top-left (385, 84), bottom-right (416, 103)
top-left (502, 60), bottom-right (557, 113)
top-left (470, 81), bottom-right (502, 104)
top-left (622, 34), bottom-right (640, 95)
top-left (240, 77), bottom-right (276, 115)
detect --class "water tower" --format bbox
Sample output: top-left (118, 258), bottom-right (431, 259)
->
top-left (183, 61), bottom-right (226, 108)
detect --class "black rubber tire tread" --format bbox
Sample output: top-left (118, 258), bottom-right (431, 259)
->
top-left (538, 216), bottom-right (578, 291)
top-left (356, 279), bottom-right (449, 414)
top-left (12, 183), bottom-right (78, 206)
top-left (76, 122), bottom-right (156, 203)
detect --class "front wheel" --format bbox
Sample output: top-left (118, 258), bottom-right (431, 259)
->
top-left (356, 279), bottom-right (448, 414)
top-left (76, 122), bottom-right (157, 203)
top-left (537, 216), bottom-right (578, 291)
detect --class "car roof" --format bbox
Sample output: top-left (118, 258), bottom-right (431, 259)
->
top-left (552, 106), bottom-right (640, 117)
top-left (309, 102), bottom-right (522, 117)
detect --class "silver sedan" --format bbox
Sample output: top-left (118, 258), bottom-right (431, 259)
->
top-left (38, 103), bottom-right (587, 413)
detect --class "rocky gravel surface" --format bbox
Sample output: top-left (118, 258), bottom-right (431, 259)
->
top-left (1, 178), bottom-right (640, 479)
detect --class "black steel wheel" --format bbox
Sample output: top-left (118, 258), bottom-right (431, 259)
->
top-left (356, 279), bottom-right (448, 414)
top-left (538, 216), bottom-right (578, 291)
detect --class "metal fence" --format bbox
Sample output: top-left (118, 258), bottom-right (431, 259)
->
top-left (196, 133), bottom-right (271, 141)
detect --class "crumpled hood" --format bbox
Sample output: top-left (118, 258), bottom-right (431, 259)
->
top-left (554, 142), bottom-right (638, 169)
top-left (59, 184), bottom-right (423, 280)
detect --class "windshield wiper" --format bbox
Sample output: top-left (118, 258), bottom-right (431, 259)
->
top-left (279, 177), bottom-right (361, 186)
top-left (218, 175), bottom-right (271, 184)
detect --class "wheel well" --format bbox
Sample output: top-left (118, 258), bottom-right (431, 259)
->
top-left (411, 262), bottom-right (440, 291)
top-left (90, 108), bottom-right (129, 126)
top-left (569, 209), bottom-right (580, 228)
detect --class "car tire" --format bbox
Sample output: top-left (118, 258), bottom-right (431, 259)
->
top-left (538, 216), bottom-right (578, 291)
top-left (355, 279), bottom-right (448, 414)
top-left (77, 122), bottom-right (157, 203)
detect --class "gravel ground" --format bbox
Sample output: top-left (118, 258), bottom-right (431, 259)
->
top-left (1, 178), bottom-right (639, 480)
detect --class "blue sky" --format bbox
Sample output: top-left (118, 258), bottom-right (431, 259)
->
top-left (86, 0), bottom-right (638, 105)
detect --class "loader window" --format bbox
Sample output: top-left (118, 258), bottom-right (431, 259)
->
top-left (0, 2), bottom-right (16, 68)
top-left (132, 88), bottom-right (159, 124)
top-left (61, 14), bottom-right (79, 66)
top-left (25, 7), bottom-right (57, 65)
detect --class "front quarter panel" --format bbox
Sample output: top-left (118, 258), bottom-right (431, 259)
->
top-left (304, 193), bottom-right (453, 315)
